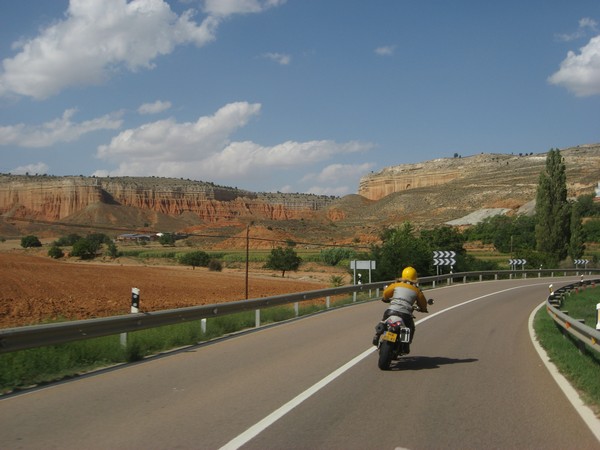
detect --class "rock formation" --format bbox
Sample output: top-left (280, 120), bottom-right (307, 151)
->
top-left (0, 175), bottom-right (335, 225)
top-left (358, 144), bottom-right (600, 203)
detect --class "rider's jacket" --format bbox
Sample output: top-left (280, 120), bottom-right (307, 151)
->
top-left (382, 278), bottom-right (428, 315)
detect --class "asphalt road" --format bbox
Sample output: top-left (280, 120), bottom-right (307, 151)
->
top-left (1, 277), bottom-right (598, 449)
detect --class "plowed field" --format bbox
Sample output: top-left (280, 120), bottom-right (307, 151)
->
top-left (0, 253), bottom-right (339, 328)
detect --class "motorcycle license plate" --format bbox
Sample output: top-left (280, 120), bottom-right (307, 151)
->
top-left (382, 331), bottom-right (397, 342)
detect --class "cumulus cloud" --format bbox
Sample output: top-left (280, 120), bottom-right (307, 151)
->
top-left (300, 162), bottom-right (376, 196)
top-left (0, 0), bottom-right (229, 99)
top-left (138, 100), bottom-right (172, 115)
top-left (548, 35), bottom-right (600, 96)
top-left (94, 101), bottom-right (373, 191)
top-left (0, 109), bottom-right (123, 147)
top-left (262, 52), bottom-right (291, 65)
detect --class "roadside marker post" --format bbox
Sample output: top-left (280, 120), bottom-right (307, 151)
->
top-left (121, 287), bottom-right (140, 347)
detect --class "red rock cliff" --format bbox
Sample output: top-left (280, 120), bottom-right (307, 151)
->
top-left (0, 176), bottom-right (334, 223)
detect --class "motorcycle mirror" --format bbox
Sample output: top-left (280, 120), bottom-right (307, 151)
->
top-left (427, 299), bottom-right (435, 305)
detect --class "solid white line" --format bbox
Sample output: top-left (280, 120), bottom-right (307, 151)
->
top-left (219, 282), bottom-right (582, 449)
top-left (528, 302), bottom-right (600, 444)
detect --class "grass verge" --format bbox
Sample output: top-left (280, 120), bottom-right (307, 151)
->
top-left (0, 293), bottom-right (369, 395)
top-left (533, 287), bottom-right (600, 416)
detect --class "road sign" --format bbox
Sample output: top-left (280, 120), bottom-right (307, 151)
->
top-left (433, 258), bottom-right (456, 266)
top-left (508, 259), bottom-right (527, 267)
top-left (433, 250), bottom-right (456, 259)
top-left (574, 259), bottom-right (589, 266)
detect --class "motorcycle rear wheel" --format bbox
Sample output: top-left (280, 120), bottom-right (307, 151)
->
top-left (378, 341), bottom-right (393, 370)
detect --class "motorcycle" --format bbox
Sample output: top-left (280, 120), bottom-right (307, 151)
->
top-left (374, 299), bottom-right (434, 370)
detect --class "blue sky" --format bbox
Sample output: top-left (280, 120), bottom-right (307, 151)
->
top-left (0, 0), bottom-right (599, 196)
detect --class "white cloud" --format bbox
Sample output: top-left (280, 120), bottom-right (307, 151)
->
top-left (202, 0), bottom-right (286, 17)
top-left (556, 17), bottom-right (598, 42)
top-left (313, 162), bottom-right (376, 183)
top-left (0, 0), bottom-right (221, 99)
top-left (138, 100), bottom-right (172, 115)
top-left (263, 52), bottom-right (291, 65)
top-left (300, 163), bottom-right (375, 196)
top-left (375, 45), bottom-right (395, 56)
top-left (548, 35), bottom-right (600, 96)
top-left (11, 162), bottom-right (49, 175)
top-left (94, 101), bottom-right (373, 191)
top-left (0, 109), bottom-right (123, 147)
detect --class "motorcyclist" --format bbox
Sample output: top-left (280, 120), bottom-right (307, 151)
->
top-left (372, 266), bottom-right (428, 353)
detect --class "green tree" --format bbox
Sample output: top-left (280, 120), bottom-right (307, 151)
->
top-left (265, 246), bottom-right (302, 277)
top-left (177, 251), bottom-right (210, 269)
top-left (583, 219), bottom-right (600, 242)
top-left (535, 148), bottom-right (570, 261)
top-left (47, 245), bottom-right (64, 259)
top-left (574, 194), bottom-right (600, 217)
top-left (159, 233), bottom-right (176, 246)
top-left (106, 241), bottom-right (119, 258)
top-left (54, 233), bottom-right (82, 246)
top-left (320, 247), bottom-right (354, 266)
top-left (21, 235), bottom-right (42, 248)
top-left (568, 201), bottom-right (585, 259)
top-left (420, 225), bottom-right (465, 254)
top-left (370, 222), bottom-right (430, 281)
top-left (71, 238), bottom-right (100, 260)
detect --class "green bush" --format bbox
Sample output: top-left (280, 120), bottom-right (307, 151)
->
top-left (47, 245), bottom-right (64, 259)
top-left (177, 250), bottom-right (210, 268)
top-left (320, 247), bottom-right (355, 266)
top-left (21, 235), bottom-right (42, 248)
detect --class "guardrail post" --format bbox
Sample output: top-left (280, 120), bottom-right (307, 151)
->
top-left (120, 287), bottom-right (140, 348)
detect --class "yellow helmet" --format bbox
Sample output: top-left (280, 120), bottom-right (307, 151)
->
top-left (401, 266), bottom-right (418, 282)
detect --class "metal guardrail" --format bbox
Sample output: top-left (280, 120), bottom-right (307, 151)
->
top-left (546, 279), bottom-right (600, 355)
top-left (1, 268), bottom-right (599, 354)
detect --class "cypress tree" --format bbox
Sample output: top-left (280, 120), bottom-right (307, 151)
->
top-left (535, 148), bottom-right (570, 260)
top-left (568, 201), bottom-right (585, 260)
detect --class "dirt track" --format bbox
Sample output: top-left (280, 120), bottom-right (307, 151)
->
top-left (0, 253), bottom-right (338, 328)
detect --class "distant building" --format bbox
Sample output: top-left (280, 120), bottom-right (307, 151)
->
top-left (116, 233), bottom-right (155, 242)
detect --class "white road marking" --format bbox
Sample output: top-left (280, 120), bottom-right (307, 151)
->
top-left (219, 284), bottom-right (535, 449)
top-left (528, 302), bottom-right (600, 444)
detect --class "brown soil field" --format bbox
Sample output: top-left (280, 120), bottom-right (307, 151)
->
top-left (0, 250), bottom-right (348, 329)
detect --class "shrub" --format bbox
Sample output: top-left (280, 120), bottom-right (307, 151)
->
top-left (208, 259), bottom-right (223, 272)
top-left (178, 251), bottom-right (210, 268)
top-left (21, 235), bottom-right (42, 248)
top-left (71, 238), bottom-right (100, 260)
top-left (48, 245), bottom-right (64, 259)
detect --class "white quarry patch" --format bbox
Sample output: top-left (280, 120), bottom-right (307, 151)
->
top-left (446, 208), bottom-right (511, 226)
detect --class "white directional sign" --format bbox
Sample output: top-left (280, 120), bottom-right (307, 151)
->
top-left (574, 259), bottom-right (589, 266)
top-left (433, 251), bottom-right (456, 266)
top-left (508, 259), bottom-right (527, 267)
